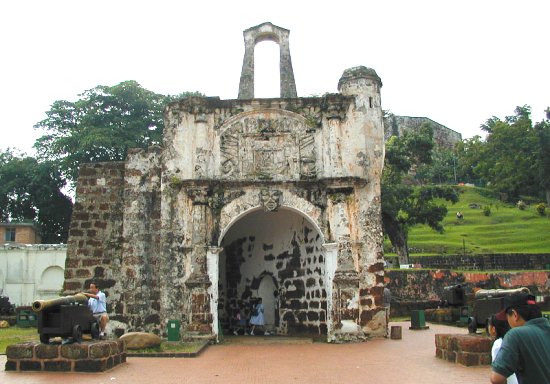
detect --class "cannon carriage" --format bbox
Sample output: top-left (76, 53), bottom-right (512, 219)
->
top-left (467, 287), bottom-right (530, 333)
top-left (32, 294), bottom-right (100, 343)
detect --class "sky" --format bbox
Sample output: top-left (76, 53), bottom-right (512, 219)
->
top-left (1, 0), bottom-right (548, 155)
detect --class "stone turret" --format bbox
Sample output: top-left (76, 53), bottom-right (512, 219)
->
top-left (338, 66), bottom-right (385, 178)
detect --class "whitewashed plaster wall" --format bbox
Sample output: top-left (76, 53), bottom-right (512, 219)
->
top-left (0, 245), bottom-right (66, 306)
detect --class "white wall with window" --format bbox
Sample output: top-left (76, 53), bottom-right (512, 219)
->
top-left (0, 245), bottom-right (66, 306)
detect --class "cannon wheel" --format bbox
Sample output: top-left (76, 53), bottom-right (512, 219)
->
top-left (91, 321), bottom-right (100, 340)
top-left (72, 324), bottom-right (82, 342)
top-left (467, 316), bottom-right (477, 334)
top-left (40, 334), bottom-right (50, 344)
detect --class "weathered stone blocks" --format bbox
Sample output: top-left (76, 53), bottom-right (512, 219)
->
top-left (435, 334), bottom-right (491, 366)
top-left (5, 340), bottom-right (126, 372)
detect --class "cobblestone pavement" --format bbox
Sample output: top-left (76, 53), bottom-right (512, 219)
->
top-left (1, 322), bottom-right (491, 384)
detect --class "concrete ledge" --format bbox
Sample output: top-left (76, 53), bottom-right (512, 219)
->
top-left (435, 334), bottom-right (491, 366)
top-left (127, 340), bottom-right (209, 358)
top-left (5, 340), bottom-right (126, 372)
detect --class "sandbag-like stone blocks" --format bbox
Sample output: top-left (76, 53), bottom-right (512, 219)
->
top-left (435, 334), bottom-right (492, 366)
top-left (5, 340), bottom-right (126, 372)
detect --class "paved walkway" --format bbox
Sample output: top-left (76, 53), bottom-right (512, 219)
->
top-left (1, 322), bottom-right (491, 384)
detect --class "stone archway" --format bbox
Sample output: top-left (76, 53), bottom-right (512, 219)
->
top-left (217, 205), bottom-right (327, 336)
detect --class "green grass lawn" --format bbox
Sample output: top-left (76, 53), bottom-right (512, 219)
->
top-left (385, 186), bottom-right (550, 256)
top-left (0, 326), bottom-right (38, 354)
top-left (0, 326), bottom-right (205, 355)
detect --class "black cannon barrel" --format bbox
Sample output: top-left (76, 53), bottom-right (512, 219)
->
top-left (32, 293), bottom-right (88, 312)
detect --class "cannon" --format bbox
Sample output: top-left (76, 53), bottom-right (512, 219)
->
top-left (442, 284), bottom-right (466, 307)
top-left (467, 287), bottom-right (530, 334)
top-left (32, 294), bottom-right (100, 343)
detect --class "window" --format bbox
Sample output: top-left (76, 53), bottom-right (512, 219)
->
top-left (4, 227), bottom-right (16, 242)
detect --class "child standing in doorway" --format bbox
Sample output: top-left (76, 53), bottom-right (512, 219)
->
top-left (249, 297), bottom-right (269, 336)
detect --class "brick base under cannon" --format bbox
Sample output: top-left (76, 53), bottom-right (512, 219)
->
top-left (435, 334), bottom-right (492, 366)
top-left (5, 340), bottom-right (126, 372)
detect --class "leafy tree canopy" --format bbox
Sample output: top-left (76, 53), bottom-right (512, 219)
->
top-left (34, 80), bottom-right (201, 183)
top-left (382, 123), bottom-right (459, 264)
top-left (473, 105), bottom-right (550, 203)
top-left (0, 149), bottom-right (73, 243)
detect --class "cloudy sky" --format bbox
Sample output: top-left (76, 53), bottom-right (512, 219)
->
top-left (1, 0), bottom-right (548, 154)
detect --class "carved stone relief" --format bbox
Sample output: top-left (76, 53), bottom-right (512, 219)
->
top-left (220, 113), bottom-right (316, 180)
top-left (259, 189), bottom-right (282, 212)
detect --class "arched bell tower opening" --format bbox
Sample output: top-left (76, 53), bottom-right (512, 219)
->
top-left (218, 207), bottom-right (327, 336)
top-left (254, 40), bottom-right (280, 98)
top-left (238, 22), bottom-right (297, 99)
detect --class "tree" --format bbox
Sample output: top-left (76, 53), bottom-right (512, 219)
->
top-left (473, 106), bottom-right (546, 202)
top-left (534, 108), bottom-right (550, 205)
top-left (382, 123), bottom-right (459, 265)
top-left (454, 135), bottom-right (486, 186)
top-left (0, 149), bottom-right (73, 243)
top-left (34, 80), bottom-right (201, 183)
top-left (415, 147), bottom-right (458, 185)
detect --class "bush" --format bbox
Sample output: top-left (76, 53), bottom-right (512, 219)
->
top-left (536, 203), bottom-right (546, 216)
top-left (516, 200), bottom-right (527, 210)
top-left (483, 205), bottom-right (492, 216)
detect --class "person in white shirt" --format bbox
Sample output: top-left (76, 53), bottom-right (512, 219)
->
top-left (487, 314), bottom-right (518, 384)
top-left (82, 282), bottom-right (109, 339)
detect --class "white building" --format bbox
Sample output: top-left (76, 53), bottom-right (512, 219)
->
top-left (0, 244), bottom-right (66, 306)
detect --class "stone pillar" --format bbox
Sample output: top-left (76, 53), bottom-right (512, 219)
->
top-left (322, 242), bottom-right (337, 339)
top-left (334, 237), bottom-right (362, 336)
top-left (207, 246), bottom-right (222, 340)
top-left (278, 29), bottom-right (297, 98)
top-left (238, 22), bottom-right (297, 99)
top-left (185, 245), bottom-right (212, 335)
top-left (184, 187), bottom-right (213, 335)
top-left (238, 42), bottom-right (255, 99)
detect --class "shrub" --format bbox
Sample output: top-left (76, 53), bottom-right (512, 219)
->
top-left (516, 200), bottom-right (527, 210)
top-left (483, 205), bottom-right (492, 216)
top-left (536, 203), bottom-right (546, 216)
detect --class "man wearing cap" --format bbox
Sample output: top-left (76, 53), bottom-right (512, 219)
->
top-left (490, 292), bottom-right (550, 384)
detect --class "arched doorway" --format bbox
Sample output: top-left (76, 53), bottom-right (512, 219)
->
top-left (218, 207), bottom-right (327, 336)
top-left (258, 275), bottom-right (277, 331)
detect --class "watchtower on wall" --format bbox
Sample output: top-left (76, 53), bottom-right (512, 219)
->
top-left (64, 22), bottom-right (387, 342)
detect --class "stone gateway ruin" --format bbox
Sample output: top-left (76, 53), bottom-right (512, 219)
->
top-left (64, 22), bottom-right (387, 342)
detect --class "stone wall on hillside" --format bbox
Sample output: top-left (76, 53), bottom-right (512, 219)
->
top-left (384, 116), bottom-right (462, 149)
top-left (386, 254), bottom-right (550, 271)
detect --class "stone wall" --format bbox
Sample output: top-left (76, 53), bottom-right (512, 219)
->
top-left (386, 254), bottom-right (550, 271)
top-left (5, 340), bottom-right (126, 372)
top-left (386, 269), bottom-right (550, 315)
top-left (435, 334), bottom-right (492, 366)
top-left (384, 115), bottom-right (462, 149)
top-left (64, 162), bottom-right (125, 319)
top-left (0, 244), bottom-right (66, 305)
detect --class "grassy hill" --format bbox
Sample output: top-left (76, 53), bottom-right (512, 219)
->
top-left (384, 186), bottom-right (550, 256)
